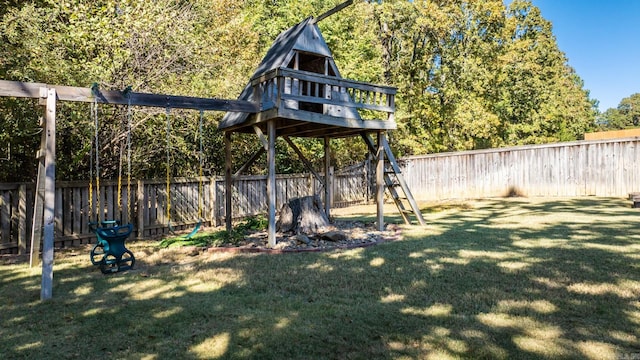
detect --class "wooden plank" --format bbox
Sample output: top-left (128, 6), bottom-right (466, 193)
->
top-left (224, 132), bottom-right (233, 232)
top-left (18, 185), bottom-right (26, 254)
top-left (280, 92), bottom-right (394, 113)
top-left (30, 116), bottom-right (46, 267)
top-left (233, 147), bottom-right (265, 180)
top-left (41, 87), bottom-right (56, 301)
top-left (267, 120), bottom-right (276, 247)
top-left (0, 80), bottom-right (258, 113)
top-left (275, 68), bottom-right (397, 95)
top-left (313, 0), bottom-right (353, 23)
top-left (80, 184), bottom-right (89, 234)
top-left (324, 137), bottom-right (331, 218)
top-left (210, 178), bottom-right (217, 226)
top-left (0, 191), bottom-right (9, 245)
top-left (105, 185), bottom-right (114, 221)
top-left (137, 180), bottom-right (144, 238)
top-left (283, 136), bottom-right (325, 186)
top-left (62, 187), bottom-right (71, 236)
top-left (376, 132), bottom-right (384, 231)
top-left (73, 187), bottom-right (81, 234)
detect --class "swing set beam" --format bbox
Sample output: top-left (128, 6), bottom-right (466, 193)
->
top-left (0, 80), bottom-right (259, 112)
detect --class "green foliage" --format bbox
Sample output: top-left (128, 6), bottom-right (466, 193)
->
top-left (158, 215), bottom-right (267, 249)
top-left (235, 215), bottom-right (268, 232)
top-left (599, 93), bottom-right (640, 130)
top-left (0, 0), bottom-right (605, 182)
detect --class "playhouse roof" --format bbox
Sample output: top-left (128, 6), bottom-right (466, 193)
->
top-left (254, 17), bottom-right (335, 77)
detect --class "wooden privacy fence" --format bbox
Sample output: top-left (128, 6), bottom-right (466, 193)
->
top-left (6, 137), bottom-right (636, 254)
top-left (0, 169), bottom-right (369, 254)
top-left (400, 138), bottom-right (640, 200)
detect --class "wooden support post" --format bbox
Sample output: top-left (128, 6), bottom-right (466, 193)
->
top-left (41, 88), bottom-right (56, 301)
top-left (30, 113), bottom-right (46, 267)
top-left (324, 137), bottom-right (331, 219)
top-left (267, 120), bottom-right (277, 248)
top-left (18, 185), bottom-right (26, 255)
top-left (224, 132), bottom-right (233, 232)
top-left (376, 132), bottom-right (385, 231)
top-left (137, 179), bottom-right (144, 239)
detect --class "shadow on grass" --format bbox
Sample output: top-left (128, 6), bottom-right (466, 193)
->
top-left (1, 197), bottom-right (639, 359)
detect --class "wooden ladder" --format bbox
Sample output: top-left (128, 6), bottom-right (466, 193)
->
top-left (361, 133), bottom-right (426, 226)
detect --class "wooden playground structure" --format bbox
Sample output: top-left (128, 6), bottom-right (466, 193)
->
top-left (0, 1), bottom-right (425, 299)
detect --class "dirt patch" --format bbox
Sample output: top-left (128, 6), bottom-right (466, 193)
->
top-left (207, 220), bottom-right (403, 254)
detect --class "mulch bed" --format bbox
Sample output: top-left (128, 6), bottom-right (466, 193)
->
top-left (206, 221), bottom-right (403, 254)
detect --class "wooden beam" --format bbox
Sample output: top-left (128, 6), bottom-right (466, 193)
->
top-left (313, 0), bottom-right (354, 23)
top-left (282, 136), bottom-right (325, 187)
top-left (137, 180), bottom-right (145, 239)
top-left (224, 132), bottom-right (233, 232)
top-left (30, 115), bottom-right (46, 268)
top-left (41, 88), bottom-right (56, 300)
top-left (376, 132), bottom-right (385, 231)
top-left (233, 147), bottom-right (266, 180)
top-left (17, 185), bottom-right (26, 255)
top-left (324, 137), bottom-right (331, 218)
top-left (267, 120), bottom-right (277, 248)
top-left (253, 125), bottom-right (269, 150)
top-left (0, 80), bottom-right (258, 113)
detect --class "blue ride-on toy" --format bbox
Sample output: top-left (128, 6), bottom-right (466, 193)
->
top-left (89, 221), bottom-right (135, 274)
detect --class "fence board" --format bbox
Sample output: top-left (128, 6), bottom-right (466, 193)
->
top-left (1, 190), bottom-right (10, 245)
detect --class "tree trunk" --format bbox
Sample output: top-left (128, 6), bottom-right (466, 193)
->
top-left (276, 195), bottom-right (329, 234)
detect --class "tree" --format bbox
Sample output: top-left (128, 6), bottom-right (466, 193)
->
top-left (497, 0), bottom-right (596, 145)
top-left (0, 0), bottom-right (601, 182)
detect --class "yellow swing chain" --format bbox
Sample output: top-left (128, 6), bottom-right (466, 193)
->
top-left (165, 107), bottom-right (172, 225)
top-left (91, 95), bottom-right (101, 223)
top-left (126, 94), bottom-right (132, 222)
top-left (117, 93), bottom-right (133, 219)
top-left (198, 109), bottom-right (204, 220)
top-left (89, 99), bottom-right (95, 220)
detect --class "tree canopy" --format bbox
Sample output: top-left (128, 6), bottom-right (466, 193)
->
top-left (598, 93), bottom-right (640, 130)
top-left (0, 0), bottom-right (601, 182)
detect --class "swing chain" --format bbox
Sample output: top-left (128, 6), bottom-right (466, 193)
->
top-left (165, 107), bottom-right (172, 226)
top-left (198, 109), bottom-right (204, 220)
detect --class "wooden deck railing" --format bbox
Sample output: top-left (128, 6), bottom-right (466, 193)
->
top-left (251, 68), bottom-right (396, 121)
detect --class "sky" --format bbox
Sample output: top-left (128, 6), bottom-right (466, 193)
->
top-left (530, 0), bottom-right (640, 112)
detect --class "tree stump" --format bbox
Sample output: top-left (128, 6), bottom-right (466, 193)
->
top-left (276, 195), bottom-right (330, 234)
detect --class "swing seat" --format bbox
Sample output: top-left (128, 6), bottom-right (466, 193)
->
top-left (89, 221), bottom-right (135, 274)
top-left (167, 219), bottom-right (202, 239)
top-left (183, 219), bottom-right (202, 239)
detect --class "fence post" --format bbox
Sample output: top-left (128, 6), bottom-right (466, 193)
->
top-left (18, 184), bottom-right (26, 254)
top-left (137, 179), bottom-right (144, 239)
top-left (209, 177), bottom-right (216, 227)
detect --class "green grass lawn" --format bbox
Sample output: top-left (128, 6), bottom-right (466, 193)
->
top-left (1, 197), bottom-right (639, 359)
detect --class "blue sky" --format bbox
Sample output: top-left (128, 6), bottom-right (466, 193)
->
top-left (530, 0), bottom-right (640, 112)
